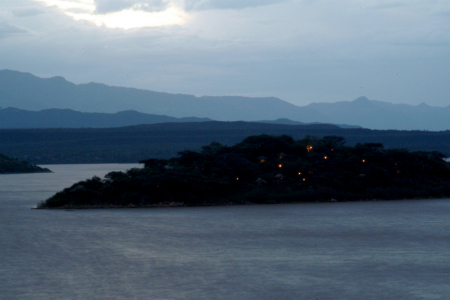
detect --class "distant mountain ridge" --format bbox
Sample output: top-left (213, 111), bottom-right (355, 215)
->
top-left (1, 69), bottom-right (450, 130)
top-left (256, 118), bottom-right (360, 129)
top-left (0, 108), bottom-right (358, 129)
top-left (306, 97), bottom-right (450, 131)
top-left (0, 107), bottom-right (211, 128)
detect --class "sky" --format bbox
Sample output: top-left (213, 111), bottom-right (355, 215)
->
top-left (1, 0), bottom-right (449, 106)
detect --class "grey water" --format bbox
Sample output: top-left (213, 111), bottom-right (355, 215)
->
top-left (1, 164), bottom-right (450, 300)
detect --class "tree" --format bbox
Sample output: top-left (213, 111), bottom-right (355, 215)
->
top-left (322, 136), bottom-right (346, 149)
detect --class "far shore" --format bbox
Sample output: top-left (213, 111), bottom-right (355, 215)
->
top-left (1, 170), bottom-right (53, 175)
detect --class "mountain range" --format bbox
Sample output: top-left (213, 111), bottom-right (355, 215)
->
top-left (0, 108), bottom-right (211, 128)
top-left (0, 107), bottom-right (360, 129)
top-left (1, 69), bottom-right (449, 131)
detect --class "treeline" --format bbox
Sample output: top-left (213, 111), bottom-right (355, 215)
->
top-left (0, 153), bottom-right (51, 174)
top-left (38, 134), bottom-right (450, 208)
top-left (2, 122), bottom-right (450, 164)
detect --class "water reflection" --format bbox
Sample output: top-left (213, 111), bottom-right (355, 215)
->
top-left (1, 164), bottom-right (450, 299)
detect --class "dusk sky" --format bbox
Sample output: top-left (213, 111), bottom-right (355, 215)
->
top-left (1, 0), bottom-right (449, 106)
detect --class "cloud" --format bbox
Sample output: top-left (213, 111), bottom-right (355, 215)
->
top-left (0, 22), bottom-right (29, 39)
top-left (93, 0), bottom-right (170, 14)
top-left (34, 0), bottom-right (187, 29)
top-left (2, 0), bottom-right (450, 107)
top-left (184, 0), bottom-right (288, 11)
top-left (90, 0), bottom-right (288, 14)
top-left (12, 7), bottom-right (46, 17)
top-left (90, 0), bottom-right (289, 13)
top-left (366, 1), bottom-right (407, 10)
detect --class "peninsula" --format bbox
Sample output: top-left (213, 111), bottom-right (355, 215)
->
top-left (0, 153), bottom-right (51, 174)
top-left (37, 135), bottom-right (450, 208)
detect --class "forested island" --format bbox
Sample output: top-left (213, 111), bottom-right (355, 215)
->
top-left (0, 153), bottom-right (51, 174)
top-left (37, 135), bottom-right (450, 208)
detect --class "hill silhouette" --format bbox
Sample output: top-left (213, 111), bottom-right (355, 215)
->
top-left (0, 107), bottom-right (357, 129)
top-left (2, 70), bottom-right (450, 130)
top-left (0, 107), bottom-right (211, 128)
top-left (0, 153), bottom-right (51, 174)
top-left (1, 122), bottom-right (450, 164)
top-left (37, 134), bottom-right (450, 209)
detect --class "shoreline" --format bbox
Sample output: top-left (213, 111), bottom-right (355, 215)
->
top-left (1, 170), bottom-right (53, 175)
top-left (34, 197), bottom-right (450, 209)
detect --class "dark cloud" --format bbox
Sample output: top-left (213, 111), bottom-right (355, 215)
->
top-left (0, 22), bottom-right (29, 39)
top-left (93, 0), bottom-right (169, 14)
top-left (184, 0), bottom-right (288, 11)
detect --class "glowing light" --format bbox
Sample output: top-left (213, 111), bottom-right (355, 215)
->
top-left (36, 0), bottom-right (187, 29)
top-left (306, 145), bottom-right (313, 152)
top-left (302, 178), bottom-right (306, 181)
top-left (278, 164), bottom-right (282, 168)
top-left (324, 156), bottom-right (328, 160)
top-left (362, 159), bottom-right (366, 163)
top-left (298, 172), bottom-right (301, 175)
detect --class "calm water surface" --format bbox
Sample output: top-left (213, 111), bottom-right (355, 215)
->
top-left (1, 164), bottom-right (450, 300)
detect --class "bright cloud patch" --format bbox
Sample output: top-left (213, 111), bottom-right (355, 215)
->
top-left (36, 0), bottom-right (187, 29)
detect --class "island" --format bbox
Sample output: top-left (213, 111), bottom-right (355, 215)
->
top-left (37, 135), bottom-right (450, 209)
top-left (1, 153), bottom-right (51, 174)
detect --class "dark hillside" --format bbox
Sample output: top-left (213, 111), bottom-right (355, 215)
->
top-left (1, 122), bottom-right (450, 164)
top-left (0, 107), bottom-right (211, 128)
top-left (0, 153), bottom-right (51, 174)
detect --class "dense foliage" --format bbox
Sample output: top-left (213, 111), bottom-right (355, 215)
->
top-left (0, 153), bottom-right (51, 174)
top-left (38, 135), bottom-right (450, 208)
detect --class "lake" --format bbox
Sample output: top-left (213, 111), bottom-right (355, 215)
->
top-left (1, 164), bottom-right (450, 299)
